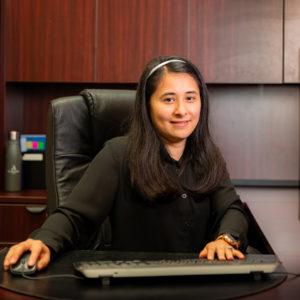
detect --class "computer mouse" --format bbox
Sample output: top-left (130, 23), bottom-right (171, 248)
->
top-left (9, 251), bottom-right (37, 275)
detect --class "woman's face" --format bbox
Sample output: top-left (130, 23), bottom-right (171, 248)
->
top-left (149, 72), bottom-right (201, 147)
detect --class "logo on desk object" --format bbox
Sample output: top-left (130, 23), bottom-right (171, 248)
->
top-left (7, 165), bottom-right (20, 175)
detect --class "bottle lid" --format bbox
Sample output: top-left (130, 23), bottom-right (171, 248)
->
top-left (9, 131), bottom-right (19, 140)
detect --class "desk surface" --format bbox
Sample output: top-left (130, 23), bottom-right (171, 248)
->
top-left (0, 278), bottom-right (299, 300)
top-left (0, 249), bottom-right (298, 300)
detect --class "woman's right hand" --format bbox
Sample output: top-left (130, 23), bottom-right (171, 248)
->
top-left (3, 238), bottom-right (51, 272)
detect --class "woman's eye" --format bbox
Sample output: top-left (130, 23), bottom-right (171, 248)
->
top-left (186, 96), bottom-right (195, 101)
top-left (164, 97), bottom-right (174, 103)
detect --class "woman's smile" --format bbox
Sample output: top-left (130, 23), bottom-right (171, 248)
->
top-left (170, 120), bottom-right (190, 127)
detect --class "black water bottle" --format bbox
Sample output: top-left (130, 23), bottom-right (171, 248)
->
top-left (4, 131), bottom-right (22, 192)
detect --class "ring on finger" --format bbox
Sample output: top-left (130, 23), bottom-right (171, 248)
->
top-left (226, 246), bottom-right (233, 250)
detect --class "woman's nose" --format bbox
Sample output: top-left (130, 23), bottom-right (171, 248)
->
top-left (174, 99), bottom-right (187, 116)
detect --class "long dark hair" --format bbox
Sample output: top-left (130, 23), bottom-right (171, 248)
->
top-left (127, 56), bottom-right (226, 200)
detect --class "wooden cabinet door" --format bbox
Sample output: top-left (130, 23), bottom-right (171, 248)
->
top-left (284, 0), bottom-right (300, 83)
top-left (0, 205), bottom-right (47, 248)
top-left (96, 0), bottom-right (189, 83)
top-left (5, 0), bottom-right (285, 84)
top-left (6, 0), bottom-right (96, 82)
top-left (190, 0), bottom-right (283, 83)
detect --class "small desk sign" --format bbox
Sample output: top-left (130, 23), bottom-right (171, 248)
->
top-left (20, 135), bottom-right (46, 152)
top-left (21, 135), bottom-right (46, 189)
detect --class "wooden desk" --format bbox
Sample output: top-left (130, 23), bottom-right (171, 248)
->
top-left (0, 276), bottom-right (299, 300)
top-left (0, 273), bottom-right (299, 300)
top-left (1, 249), bottom-right (296, 300)
top-left (0, 288), bottom-right (43, 299)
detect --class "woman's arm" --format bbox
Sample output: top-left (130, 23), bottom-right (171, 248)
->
top-left (3, 137), bottom-right (126, 270)
top-left (32, 138), bottom-right (123, 253)
top-left (200, 173), bottom-right (249, 260)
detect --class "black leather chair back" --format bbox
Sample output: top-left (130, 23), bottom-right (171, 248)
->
top-left (46, 89), bottom-right (136, 248)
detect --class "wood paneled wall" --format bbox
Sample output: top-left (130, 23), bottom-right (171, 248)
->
top-left (190, 0), bottom-right (283, 83)
top-left (5, 0), bottom-right (284, 83)
top-left (0, 0), bottom-right (5, 187)
top-left (96, 0), bottom-right (189, 82)
top-left (1, 0), bottom-right (299, 188)
top-left (6, 0), bottom-right (96, 82)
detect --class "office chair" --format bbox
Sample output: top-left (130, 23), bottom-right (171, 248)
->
top-left (46, 89), bottom-right (136, 249)
top-left (45, 88), bottom-right (272, 254)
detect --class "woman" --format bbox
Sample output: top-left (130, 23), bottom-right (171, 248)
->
top-left (4, 56), bottom-right (248, 272)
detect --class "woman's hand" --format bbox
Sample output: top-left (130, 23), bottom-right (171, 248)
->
top-left (199, 239), bottom-right (245, 261)
top-left (3, 238), bottom-right (51, 272)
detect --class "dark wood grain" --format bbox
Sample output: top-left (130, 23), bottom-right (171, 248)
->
top-left (0, 189), bottom-right (46, 204)
top-left (0, 204), bottom-right (47, 246)
top-left (0, 0), bottom-right (5, 190)
top-left (190, 0), bottom-right (283, 83)
top-left (0, 289), bottom-right (43, 300)
top-left (0, 1), bottom-right (298, 188)
top-left (97, 0), bottom-right (189, 83)
top-left (5, 0), bottom-right (96, 82)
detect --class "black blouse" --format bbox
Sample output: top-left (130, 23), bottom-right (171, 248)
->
top-left (32, 136), bottom-right (249, 254)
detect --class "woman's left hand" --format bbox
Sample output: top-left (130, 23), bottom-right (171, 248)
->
top-left (199, 239), bottom-right (245, 261)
